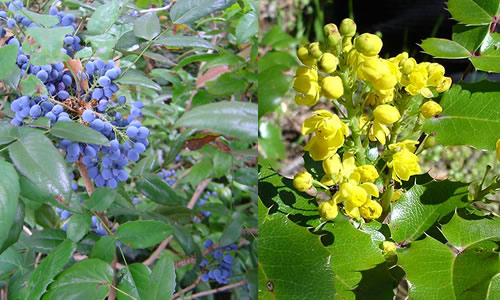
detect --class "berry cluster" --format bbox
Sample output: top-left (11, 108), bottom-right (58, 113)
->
top-left (2, 5), bottom-right (152, 189)
top-left (158, 168), bottom-right (177, 186)
top-left (200, 239), bottom-right (236, 285)
top-left (197, 191), bottom-right (215, 218)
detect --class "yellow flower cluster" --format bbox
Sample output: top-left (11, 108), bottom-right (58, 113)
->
top-left (290, 18), bottom-right (454, 224)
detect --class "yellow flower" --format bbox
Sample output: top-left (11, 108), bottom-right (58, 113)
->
top-left (295, 93), bottom-right (320, 107)
top-left (323, 154), bottom-right (342, 176)
top-left (293, 170), bottom-right (313, 192)
top-left (336, 178), bottom-right (379, 218)
top-left (321, 152), bottom-right (356, 184)
top-left (324, 24), bottom-right (342, 47)
top-left (388, 140), bottom-right (419, 152)
top-left (302, 110), bottom-right (349, 160)
top-left (392, 189), bottom-right (403, 202)
top-left (496, 138), bottom-right (500, 162)
top-left (359, 200), bottom-right (382, 220)
top-left (293, 67), bottom-right (321, 106)
top-left (321, 76), bottom-right (344, 99)
top-left (382, 241), bottom-right (397, 255)
top-left (436, 76), bottom-right (452, 93)
top-left (354, 33), bottom-right (383, 56)
top-left (339, 18), bottom-right (356, 37)
top-left (297, 46), bottom-right (316, 66)
top-left (404, 63), bottom-right (433, 98)
top-left (420, 100), bottom-right (442, 118)
top-left (357, 57), bottom-right (387, 82)
top-left (342, 37), bottom-right (353, 52)
top-left (318, 53), bottom-right (339, 74)
top-left (373, 105), bottom-right (400, 125)
top-left (308, 42), bottom-right (323, 58)
top-left (426, 63), bottom-right (445, 86)
top-left (318, 200), bottom-right (338, 221)
top-left (355, 165), bottom-right (379, 182)
top-left (368, 120), bottom-right (390, 145)
top-left (388, 149), bottom-right (421, 183)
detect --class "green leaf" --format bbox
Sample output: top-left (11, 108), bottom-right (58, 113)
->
top-left (115, 70), bottom-right (161, 91)
top-left (258, 200), bottom-right (336, 299)
top-left (134, 12), bottom-right (161, 40)
top-left (212, 150), bottom-right (232, 178)
top-left (20, 176), bottom-right (70, 211)
top-left (479, 32), bottom-right (500, 56)
top-left (0, 161), bottom-right (20, 253)
top-left (51, 121), bottom-right (110, 146)
top-left (149, 69), bottom-right (182, 86)
top-left (19, 74), bottom-right (48, 96)
top-left (186, 157), bottom-right (212, 185)
top-left (171, 224), bottom-right (195, 254)
top-left (0, 44), bottom-right (20, 80)
top-left (235, 11), bottom-right (258, 44)
top-left (0, 247), bottom-right (23, 277)
top-left (66, 210), bottom-right (91, 242)
top-left (469, 56), bottom-right (500, 72)
top-left (452, 24), bottom-right (489, 52)
top-left (234, 167), bottom-right (257, 186)
top-left (420, 38), bottom-right (471, 58)
top-left (164, 128), bottom-right (197, 164)
top-left (86, 33), bottom-right (117, 61)
top-left (0, 123), bottom-right (19, 145)
top-left (131, 155), bottom-right (157, 176)
top-left (116, 220), bottom-right (172, 249)
top-left (259, 122), bottom-right (285, 167)
top-left (18, 9), bottom-right (59, 27)
top-left (85, 188), bottom-right (116, 211)
top-left (143, 51), bottom-right (177, 66)
top-left (35, 203), bottom-right (59, 229)
top-left (87, 0), bottom-right (121, 35)
top-left (43, 259), bottom-right (113, 299)
top-left (27, 229), bottom-right (66, 254)
top-left (27, 27), bottom-right (73, 65)
top-left (155, 35), bottom-right (215, 49)
top-left (261, 26), bottom-right (296, 48)
top-left (148, 256), bottom-right (176, 300)
top-left (258, 65), bottom-right (291, 118)
top-left (258, 51), bottom-right (298, 73)
top-left (220, 218), bottom-right (243, 246)
top-left (117, 264), bottom-right (151, 300)
top-left (175, 101), bottom-right (257, 142)
top-left (423, 82), bottom-right (500, 150)
top-left (389, 179), bottom-right (468, 243)
top-left (22, 239), bottom-right (76, 300)
top-left (206, 72), bottom-right (248, 97)
top-left (487, 274), bottom-right (500, 300)
top-left (8, 131), bottom-right (71, 200)
top-left (441, 213), bottom-right (500, 248)
top-left (136, 173), bottom-right (181, 206)
top-left (398, 236), bottom-right (500, 300)
top-left (447, 0), bottom-right (497, 25)
top-left (89, 236), bottom-right (116, 264)
top-left (0, 202), bottom-right (24, 254)
top-left (170, 0), bottom-right (236, 25)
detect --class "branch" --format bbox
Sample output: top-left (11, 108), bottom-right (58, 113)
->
top-left (187, 178), bottom-right (212, 209)
top-left (173, 279), bottom-right (248, 300)
top-left (77, 158), bottom-right (94, 195)
top-left (171, 275), bottom-right (202, 299)
top-left (109, 256), bottom-right (118, 300)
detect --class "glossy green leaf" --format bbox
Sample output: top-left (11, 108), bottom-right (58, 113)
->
top-left (35, 203), bottom-right (58, 229)
top-left (131, 154), bottom-right (157, 176)
top-left (0, 247), bottom-right (23, 277)
top-left (212, 150), bottom-right (232, 178)
top-left (0, 161), bottom-right (20, 253)
top-left (206, 72), bottom-right (248, 97)
top-left (51, 121), bottom-right (110, 146)
top-left (447, 0), bottom-right (497, 25)
top-left (19, 176), bottom-right (70, 212)
top-left (220, 218), bottom-right (243, 247)
top-left (27, 27), bottom-right (73, 65)
top-left (8, 131), bottom-right (71, 200)
top-left (43, 259), bottom-right (113, 299)
top-left (0, 123), bottom-right (19, 145)
top-left (479, 32), bottom-right (500, 56)
top-left (149, 69), bottom-right (182, 86)
top-left (0, 202), bottom-right (24, 254)
top-left (487, 274), bottom-right (500, 300)
top-left (89, 236), bottom-right (116, 264)
top-left (115, 70), bottom-right (161, 91)
top-left (452, 24), bottom-right (489, 52)
top-left (420, 38), bottom-right (471, 58)
top-left (19, 74), bottom-right (48, 96)
top-left (18, 9), bottom-right (59, 27)
top-left (398, 236), bottom-right (500, 300)
top-left (258, 65), bottom-right (291, 118)
top-left (170, 0), bottom-right (236, 25)
top-left (66, 211), bottom-right (91, 242)
top-left (22, 239), bottom-right (76, 300)
top-left (0, 44), bottom-right (21, 80)
top-left (143, 51), bottom-right (176, 66)
top-left (86, 188), bottom-right (116, 211)
top-left (117, 264), bottom-right (151, 300)
top-left (389, 179), bottom-right (468, 243)
top-left (155, 35), bottom-right (215, 49)
top-left (116, 220), bottom-right (172, 248)
top-left (235, 11), bottom-right (257, 44)
top-left (171, 224), bottom-right (195, 254)
top-left (441, 213), bottom-right (500, 248)
top-left (27, 229), bottom-right (66, 254)
top-left (258, 199), bottom-right (336, 299)
top-left (164, 128), bottom-right (197, 164)
top-left (469, 56), bottom-right (500, 72)
top-left (136, 173), bottom-right (181, 205)
top-left (134, 12), bottom-right (161, 40)
top-left (175, 101), bottom-right (257, 142)
top-left (86, 33), bottom-right (117, 61)
top-left (259, 122), bottom-right (285, 166)
top-left (148, 256), bottom-right (176, 300)
top-left (87, 0), bottom-right (121, 35)
top-left (423, 82), bottom-right (500, 150)
top-left (234, 167), bottom-right (257, 186)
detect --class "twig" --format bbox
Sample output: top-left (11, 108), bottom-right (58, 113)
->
top-left (23, 225), bottom-right (32, 236)
top-left (139, 3), bottom-right (173, 14)
top-left (142, 235), bottom-right (174, 266)
top-left (77, 158), bottom-right (95, 195)
top-left (172, 167), bottom-right (191, 188)
top-left (187, 178), bottom-right (212, 209)
top-left (109, 256), bottom-right (118, 300)
top-left (241, 228), bottom-right (258, 236)
top-left (34, 252), bottom-right (42, 268)
top-left (171, 275), bottom-right (202, 299)
top-left (175, 279), bottom-right (248, 300)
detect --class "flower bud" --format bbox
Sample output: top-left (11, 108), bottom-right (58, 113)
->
top-left (382, 241), bottom-right (397, 255)
top-left (321, 76), bottom-right (344, 99)
top-left (354, 33), bottom-right (383, 57)
top-left (318, 53), bottom-right (339, 74)
top-left (323, 154), bottom-right (341, 175)
top-left (359, 200), bottom-right (382, 220)
top-left (318, 201), bottom-right (338, 221)
top-left (401, 57), bottom-right (416, 74)
top-left (297, 46), bottom-right (316, 66)
top-left (392, 189), bottom-right (403, 202)
top-left (324, 23), bottom-right (339, 38)
top-left (293, 170), bottom-right (313, 192)
top-left (373, 104), bottom-right (400, 125)
top-left (497, 138), bottom-right (500, 162)
top-left (356, 165), bottom-right (379, 183)
top-left (420, 100), bottom-right (442, 118)
top-left (342, 37), bottom-right (353, 52)
top-left (308, 42), bottom-right (323, 59)
top-left (436, 76), bottom-right (452, 93)
top-left (423, 135), bottom-right (436, 149)
top-left (339, 18), bottom-right (356, 37)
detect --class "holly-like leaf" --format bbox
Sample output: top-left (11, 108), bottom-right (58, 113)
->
top-left (50, 121), bottom-right (110, 146)
top-left (398, 236), bottom-right (500, 300)
top-left (136, 173), bottom-right (181, 206)
top-left (87, 0), bottom-right (121, 35)
top-left (469, 56), bottom-right (500, 72)
top-left (258, 199), bottom-right (336, 299)
top-left (26, 27), bottom-right (73, 65)
top-left (441, 213), bottom-right (500, 248)
top-left (423, 82), bottom-right (500, 151)
top-left (134, 12), bottom-right (161, 40)
top-left (19, 74), bottom-right (48, 96)
top-left (170, 0), bottom-right (236, 25)
top-left (452, 24), bottom-right (489, 52)
top-left (116, 220), bottom-right (172, 249)
top-left (115, 70), bottom-right (162, 91)
top-left (66, 211), bottom-right (91, 243)
top-left (27, 229), bottom-right (66, 254)
top-left (117, 264), bottom-right (151, 300)
top-left (43, 259), bottom-right (113, 299)
top-left (420, 38), bottom-right (471, 58)
top-left (389, 179), bottom-right (468, 243)
top-left (0, 44), bottom-right (21, 80)
top-left (0, 161), bottom-right (20, 254)
top-left (155, 35), bottom-right (215, 49)
top-left (447, 0), bottom-right (499, 25)
top-left (148, 256), bottom-right (176, 300)
top-left (235, 11), bottom-right (258, 44)
top-left (89, 235), bottom-right (116, 264)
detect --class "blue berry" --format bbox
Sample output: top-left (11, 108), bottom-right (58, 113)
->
top-left (36, 70), bottom-right (48, 82)
top-left (126, 126), bottom-right (138, 138)
top-left (98, 76), bottom-right (111, 87)
top-left (204, 239), bottom-right (213, 249)
top-left (82, 110), bottom-right (95, 123)
top-left (29, 105), bottom-right (41, 118)
top-left (127, 149), bottom-right (139, 162)
top-left (57, 90), bottom-right (70, 100)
